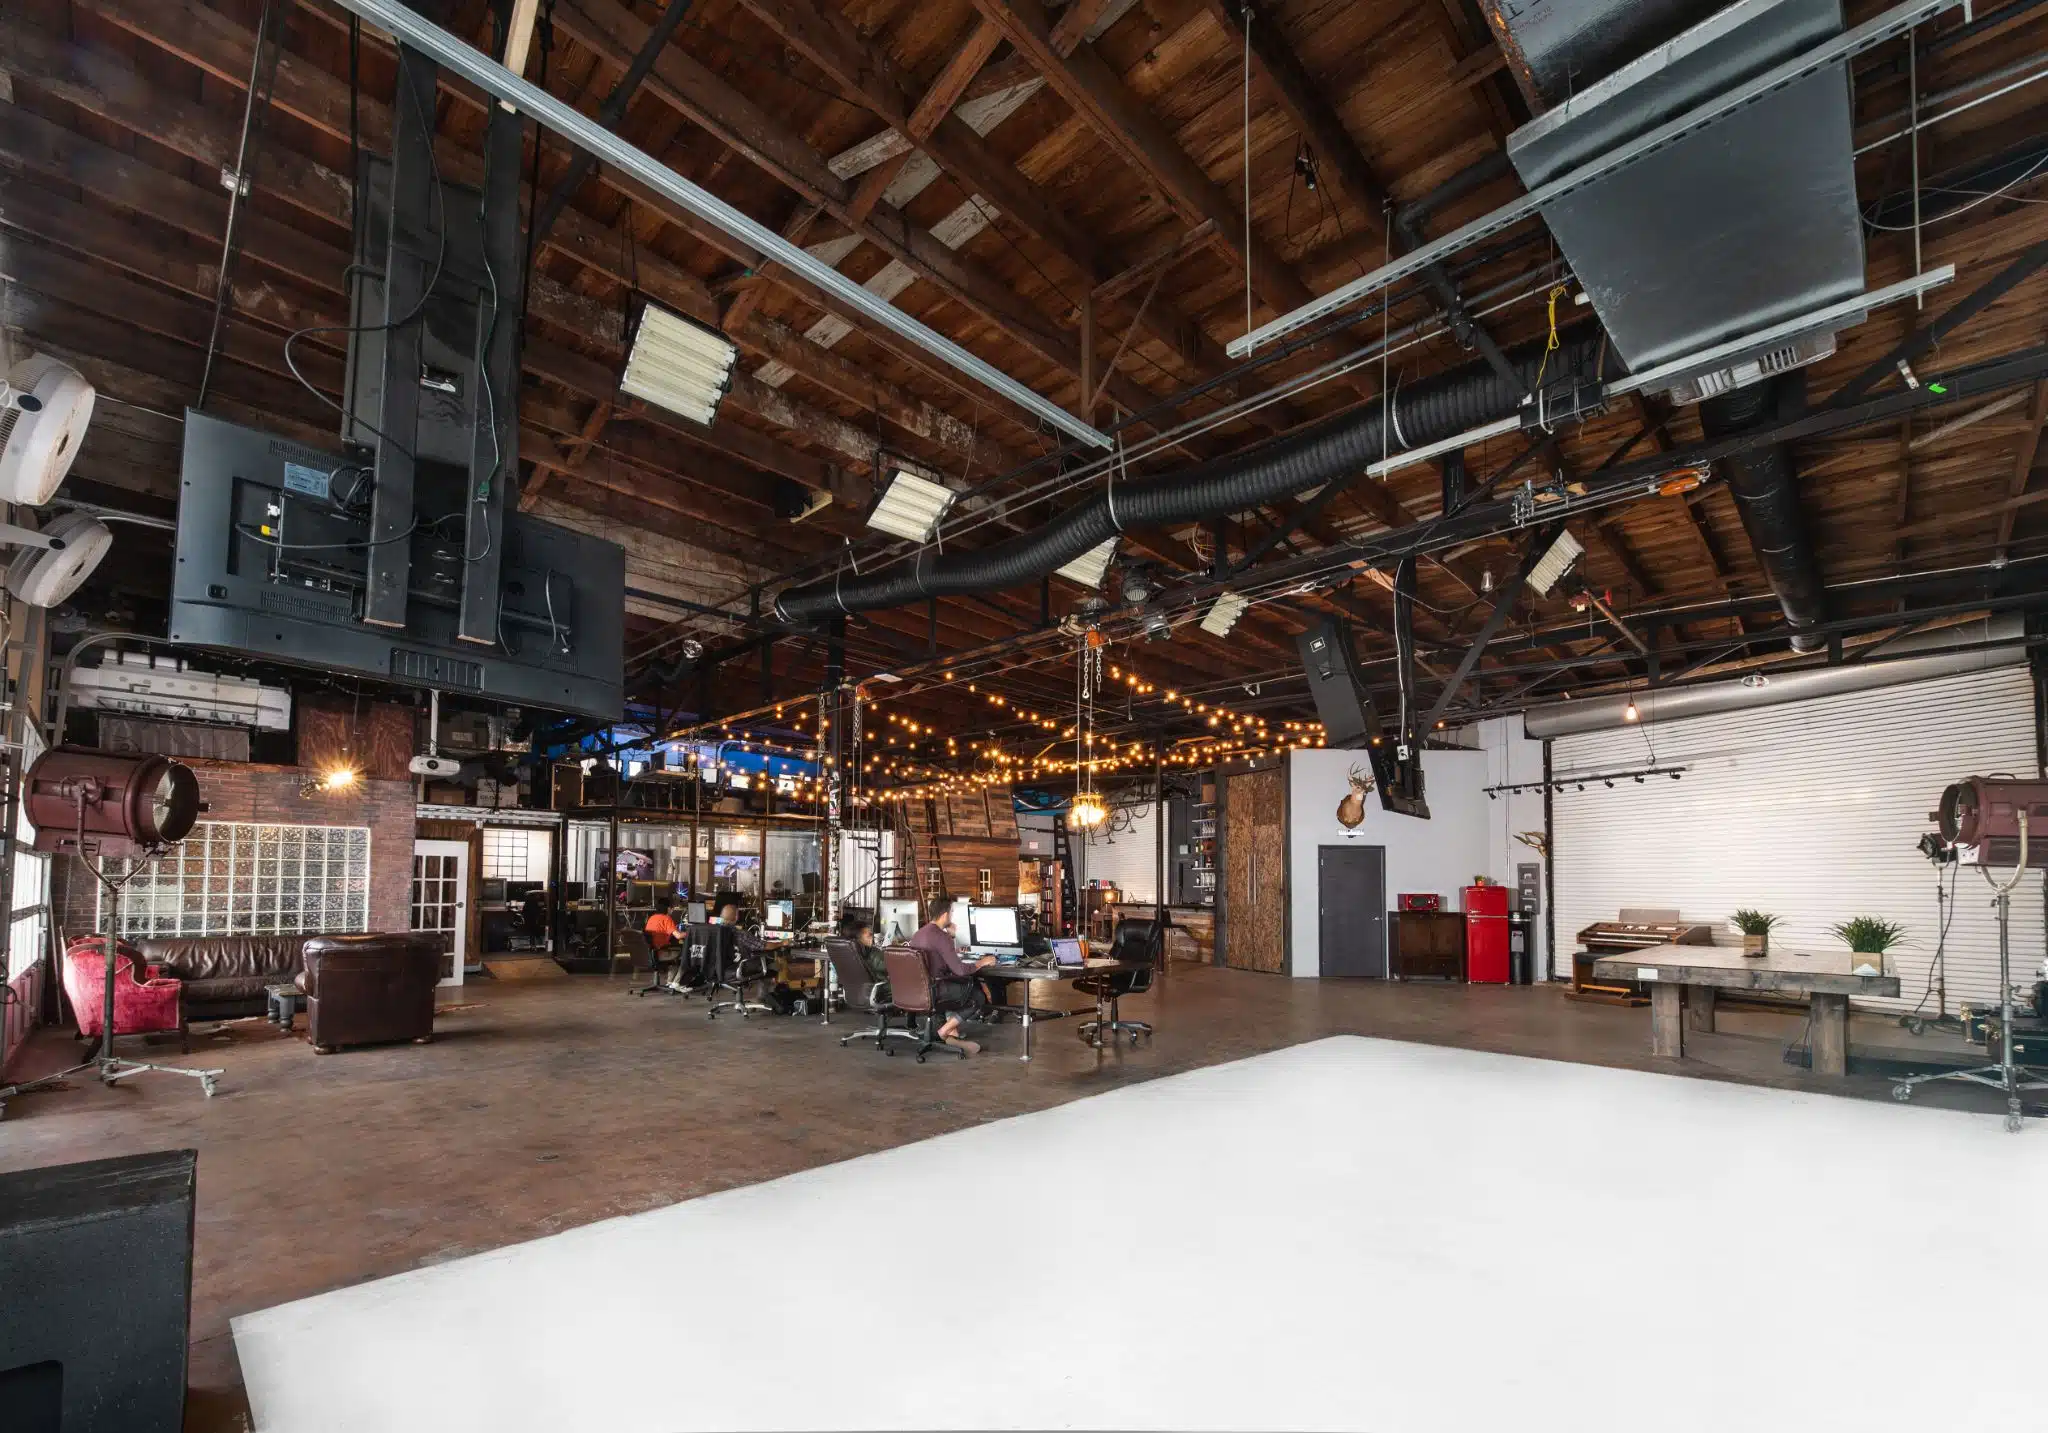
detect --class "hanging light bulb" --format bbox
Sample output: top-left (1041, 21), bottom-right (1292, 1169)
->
top-left (1623, 697), bottom-right (1640, 724)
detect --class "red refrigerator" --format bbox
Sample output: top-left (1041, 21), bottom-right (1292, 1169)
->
top-left (1462, 884), bottom-right (1511, 984)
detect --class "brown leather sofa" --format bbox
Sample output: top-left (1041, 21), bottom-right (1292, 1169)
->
top-left (134, 934), bottom-right (317, 1022)
top-left (297, 933), bottom-right (443, 1053)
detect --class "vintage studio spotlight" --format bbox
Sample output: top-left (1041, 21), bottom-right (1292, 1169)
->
top-left (0, 748), bottom-right (218, 1113)
top-left (1890, 777), bottom-right (2048, 1131)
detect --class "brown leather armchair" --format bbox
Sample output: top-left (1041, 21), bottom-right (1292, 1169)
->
top-left (296, 933), bottom-right (443, 1053)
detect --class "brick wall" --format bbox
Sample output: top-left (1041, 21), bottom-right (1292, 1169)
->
top-left (53, 763), bottom-right (416, 938)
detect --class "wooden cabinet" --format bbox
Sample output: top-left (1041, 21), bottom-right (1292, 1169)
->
top-left (1389, 910), bottom-right (1466, 982)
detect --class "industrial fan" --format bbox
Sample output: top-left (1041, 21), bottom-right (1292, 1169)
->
top-left (0, 351), bottom-right (110, 608)
top-left (0, 352), bottom-right (96, 505)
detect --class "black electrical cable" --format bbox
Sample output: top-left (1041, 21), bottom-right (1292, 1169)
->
top-left (282, 57), bottom-right (449, 456)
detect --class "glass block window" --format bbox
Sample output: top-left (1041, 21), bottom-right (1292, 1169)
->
top-left (100, 822), bottom-right (372, 939)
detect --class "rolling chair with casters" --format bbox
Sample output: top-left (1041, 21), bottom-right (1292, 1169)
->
top-left (629, 929), bottom-right (684, 996)
top-left (881, 945), bottom-right (966, 1062)
top-left (1077, 918), bottom-right (1161, 1047)
top-left (569, 906), bottom-right (607, 962)
top-left (704, 925), bottom-right (775, 1019)
top-left (824, 938), bottom-right (916, 1050)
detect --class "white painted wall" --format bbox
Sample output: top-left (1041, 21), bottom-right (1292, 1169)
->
top-left (1549, 663), bottom-right (2043, 1013)
top-left (1287, 748), bottom-right (1494, 978)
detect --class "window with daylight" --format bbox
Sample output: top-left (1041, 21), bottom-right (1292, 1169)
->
top-left (481, 827), bottom-right (551, 882)
top-left (8, 724), bottom-right (49, 979)
top-left (100, 822), bottom-right (372, 939)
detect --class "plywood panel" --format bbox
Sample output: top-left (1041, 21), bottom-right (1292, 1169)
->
top-left (985, 791), bottom-right (1018, 840)
top-left (1223, 766), bottom-right (1286, 972)
top-left (946, 792), bottom-right (989, 837)
top-left (299, 698), bottom-right (415, 782)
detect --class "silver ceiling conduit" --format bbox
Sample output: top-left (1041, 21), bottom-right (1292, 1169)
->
top-left (1521, 613), bottom-right (2026, 737)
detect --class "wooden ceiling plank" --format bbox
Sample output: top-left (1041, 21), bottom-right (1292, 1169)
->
top-left (1994, 378), bottom-right (2048, 554)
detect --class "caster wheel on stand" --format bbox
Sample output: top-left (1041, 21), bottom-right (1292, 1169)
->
top-left (916, 1051), bottom-right (927, 1064)
top-left (1892, 1083), bottom-right (1912, 1102)
top-left (201, 1076), bottom-right (218, 1098)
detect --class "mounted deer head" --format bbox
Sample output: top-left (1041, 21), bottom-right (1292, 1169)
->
top-left (1336, 763), bottom-right (1375, 829)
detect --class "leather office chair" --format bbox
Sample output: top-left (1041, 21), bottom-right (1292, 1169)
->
top-left (824, 938), bottom-right (915, 1050)
top-left (1077, 918), bottom-right (1160, 1047)
top-left (704, 924), bottom-right (774, 1019)
top-left (880, 944), bottom-right (965, 1062)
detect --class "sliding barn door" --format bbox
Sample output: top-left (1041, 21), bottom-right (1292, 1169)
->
top-left (1223, 766), bottom-right (1287, 972)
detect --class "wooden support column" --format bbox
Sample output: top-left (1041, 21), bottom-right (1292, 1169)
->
top-left (1687, 984), bottom-right (1717, 1034)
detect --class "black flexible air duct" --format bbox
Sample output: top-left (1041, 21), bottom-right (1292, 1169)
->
top-left (1697, 376), bottom-right (1828, 651)
top-left (775, 336), bottom-right (1612, 625)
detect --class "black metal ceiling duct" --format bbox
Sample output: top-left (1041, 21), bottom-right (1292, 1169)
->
top-left (1697, 375), bottom-right (1829, 651)
top-left (774, 336), bottom-right (1613, 625)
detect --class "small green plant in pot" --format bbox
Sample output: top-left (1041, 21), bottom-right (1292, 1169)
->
top-left (1731, 909), bottom-right (1780, 958)
top-left (1831, 916), bottom-right (1907, 975)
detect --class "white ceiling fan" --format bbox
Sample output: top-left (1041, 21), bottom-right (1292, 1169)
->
top-left (0, 350), bottom-right (111, 607)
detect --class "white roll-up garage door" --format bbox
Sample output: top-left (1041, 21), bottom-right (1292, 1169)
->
top-left (1077, 802), bottom-right (1162, 902)
top-left (1552, 664), bottom-right (2042, 1013)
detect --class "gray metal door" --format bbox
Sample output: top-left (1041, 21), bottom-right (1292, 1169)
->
top-left (1318, 845), bottom-right (1387, 978)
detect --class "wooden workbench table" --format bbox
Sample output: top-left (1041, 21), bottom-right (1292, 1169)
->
top-left (1591, 944), bottom-right (1902, 1076)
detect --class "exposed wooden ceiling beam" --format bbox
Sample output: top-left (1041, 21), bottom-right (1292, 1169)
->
top-left (1995, 378), bottom-right (2048, 554)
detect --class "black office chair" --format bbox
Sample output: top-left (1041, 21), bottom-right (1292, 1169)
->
top-left (1077, 918), bottom-right (1161, 1047)
top-left (630, 925), bottom-right (684, 997)
top-left (569, 906), bottom-right (607, 963)
top-left (705, 925), bottom-right (775, 1019)
top-left (823, 938), bottom-right (916, 1051)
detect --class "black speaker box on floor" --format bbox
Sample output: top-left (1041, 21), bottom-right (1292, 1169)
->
top-left (0, 1149), bottom-right (197, 1433)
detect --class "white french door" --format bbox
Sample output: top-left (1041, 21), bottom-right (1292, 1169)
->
top-left (410, 839), bottom-right (470, 988)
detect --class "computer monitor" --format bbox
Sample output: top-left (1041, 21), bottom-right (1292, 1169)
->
top-left (968, 905), bottom-right (1020, 949)
top-left (686, 901), bottom-right (707, 925)
top-left (949, 897), bottom-right (972, 935)
top-left (877, 898), bottom-right (920, 945)
top-left (765, 899), bottom-right (793, 931)
top-left (481, 878), bottom-right (509, 904)
top-left (562, 881), bottom-right (587, 903)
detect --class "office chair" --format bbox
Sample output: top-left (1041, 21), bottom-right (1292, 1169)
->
top-left (610, 926), bottom-right (652, 982)
top-left (1077, 918), bottom-right (1161, 1047)
top-left (570, 906), bottom-right (607, 963)
top-left (629, 927), bottom-right (684, 997)
top-left (824, 938), bottom-right (916, 1051)
top-left (880, 945), bottom-right (966, 1062)
top-left (704, 925), bottom-right (775, 1019)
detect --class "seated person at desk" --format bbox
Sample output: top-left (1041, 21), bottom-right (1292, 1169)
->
top-left (644, 895), bottom-right (679, 955)
top-left (909, 908), bottom-right (996, 1055)
top-left (839, 915), bottom-right (886, 983)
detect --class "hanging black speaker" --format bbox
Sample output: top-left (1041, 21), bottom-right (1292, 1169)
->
top-left (1296, 618), bottom-right (1378, 748)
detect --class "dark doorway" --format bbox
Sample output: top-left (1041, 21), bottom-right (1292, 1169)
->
top-left (1318, 845), bottom-right (1387, 978)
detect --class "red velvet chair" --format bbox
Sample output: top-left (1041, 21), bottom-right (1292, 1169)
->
top-left (62, 934), bottom-right (186, 1051)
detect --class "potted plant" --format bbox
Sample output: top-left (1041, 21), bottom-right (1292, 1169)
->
top-left (1831, 916), bottom-right (1907, 974)
top-left (1731, 909), bottom-right (1780, 958)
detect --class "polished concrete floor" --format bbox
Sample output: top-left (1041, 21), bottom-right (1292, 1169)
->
top-left (0, 965), bottom-right (2006, 1431)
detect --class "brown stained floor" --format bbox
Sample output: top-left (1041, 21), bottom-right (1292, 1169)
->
top-left (0, 965), bottom-right (1995, 1431)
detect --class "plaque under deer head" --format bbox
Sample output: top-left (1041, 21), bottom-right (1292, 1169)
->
top-left (1336, 763), bottom-right (1375, 829)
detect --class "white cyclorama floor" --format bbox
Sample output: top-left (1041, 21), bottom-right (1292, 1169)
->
top-left (233, 1037), bottom-right (2041, 1432)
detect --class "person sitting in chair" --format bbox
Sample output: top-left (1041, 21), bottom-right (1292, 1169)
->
top-left (840, 915), bottom-right (886, 984)
top-left (644, 895), bottom-right (679, 955)
top-left (908, 907), bottom-right (995, 1055)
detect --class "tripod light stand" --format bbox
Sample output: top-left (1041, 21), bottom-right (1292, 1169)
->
top-left (0, 749), bottom-right (219, 1116)
top-left (1892, 805), bottom-right (2048, 1132)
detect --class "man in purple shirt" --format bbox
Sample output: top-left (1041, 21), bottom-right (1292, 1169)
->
top-left (907, 908), bottom-right (995, 1054)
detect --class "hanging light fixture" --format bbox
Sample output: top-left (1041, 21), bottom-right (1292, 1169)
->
top-left (1069, 792), bottom-right (1107, 828)
top-left (867, 470), bottom-right (956, 542)
top-left (621, 305), bottom-right (738, 425)
top-left (1623, 694), bottom-right (1640, 723)
top-left (1056, 537), bottom-right (1117, 589)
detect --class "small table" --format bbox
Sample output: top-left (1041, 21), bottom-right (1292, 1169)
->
top-left (1592, 944), bottom-right (1901, 1076)
top-left (976, 959), bottom-right (1142, 1063)
top-left (265, 982), bottom-right (304, 1031)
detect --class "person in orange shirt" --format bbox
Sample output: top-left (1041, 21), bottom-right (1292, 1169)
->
top-left (644, 894), bottom-right (679, 956)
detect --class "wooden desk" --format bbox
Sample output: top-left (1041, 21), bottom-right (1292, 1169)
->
top-left (977, 960), bottom-right (1141, 1063)
top-left (1592, 944), bottom-right (1902, 1075)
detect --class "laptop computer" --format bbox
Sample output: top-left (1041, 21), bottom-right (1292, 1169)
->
top-left (1050, 938), bottom-right (1084, 966)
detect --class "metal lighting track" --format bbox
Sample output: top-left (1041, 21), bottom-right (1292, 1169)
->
top-left (1227, 0), bottom-right (1964, 359)
top-left (327, 0), bottom-right (1114, 450)
top-left (1361, 267), bottom-right (1957, 479)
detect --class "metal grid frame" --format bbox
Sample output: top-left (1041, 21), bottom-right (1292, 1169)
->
top-left (101, 821), bottom-right (372, 939)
